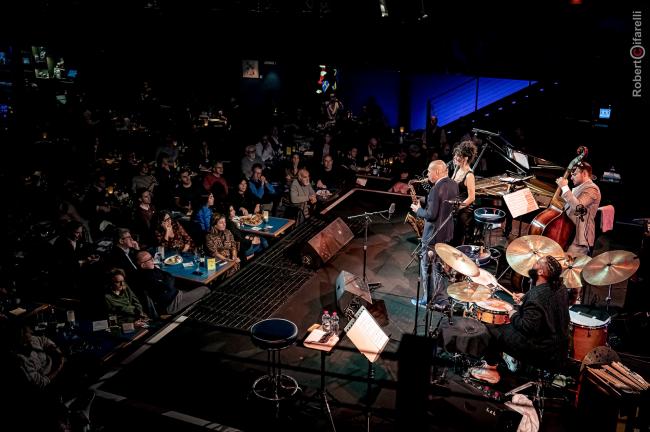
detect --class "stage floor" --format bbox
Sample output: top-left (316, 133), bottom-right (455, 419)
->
top-left (90, 190), bottom-right (592, 431)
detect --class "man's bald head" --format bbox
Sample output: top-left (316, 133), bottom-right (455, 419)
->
top-left (427, 160), bottom-right (448, 182)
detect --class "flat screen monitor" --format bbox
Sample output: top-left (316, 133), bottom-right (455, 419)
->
top-left (598, 108), bottom-right (611, 119)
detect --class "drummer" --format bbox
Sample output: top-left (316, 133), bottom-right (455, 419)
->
top-left (472, 255), bottom-right (569, 380)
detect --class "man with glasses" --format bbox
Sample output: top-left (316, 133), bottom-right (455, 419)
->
top-left (133, 251), bottom-right (210, 315)
top-left (241, 145), bottom-right (264, 179)
top-left (107, 228), bottom-right (141, 278)
top-left (556, 161), bottom-right (601, 258)
top-left (290, 168), bottom-right (317, 223)
top-left (249, 163), bottom-right (278, 214)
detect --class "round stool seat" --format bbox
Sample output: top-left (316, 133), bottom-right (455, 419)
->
top-left (250, 318), bottom-right (298, 351)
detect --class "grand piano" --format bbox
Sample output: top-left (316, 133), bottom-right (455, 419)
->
top-left (469, 129), bottom-right (566, 235)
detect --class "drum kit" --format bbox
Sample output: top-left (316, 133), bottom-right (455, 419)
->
top-left (434, 243), bottom-right (515, 327)
top-left (435, 235), bottom-right (641, 364)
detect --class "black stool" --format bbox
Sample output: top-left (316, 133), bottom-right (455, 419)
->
top-left (250, 318), bottom-right (300, 402)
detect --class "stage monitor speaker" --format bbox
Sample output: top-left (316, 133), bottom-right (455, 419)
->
top-left (335, 270), bottom-right (373, 315)
top-left (301, 217), bottom-right (354, 268)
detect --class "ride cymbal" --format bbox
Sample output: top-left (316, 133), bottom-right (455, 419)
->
top-left (561, 254), bottom-right (592, 289)
top-left (506, 235), bottom-right (564, 277)
top-left (435, 243), bottom-right (480, 277)
top-left (582, 250), bottom-right (640, 286)
top-left (447, 281), bottom-right (492, 303)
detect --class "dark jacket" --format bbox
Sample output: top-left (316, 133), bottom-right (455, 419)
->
top-left (494, 282), bottom-right (569, 368)
top-left (416, 176), bottom-right (459, 245)
top-left (106, 246), bottom-right (139, 278)
top-left (133, 267), bottom-right (178, 311)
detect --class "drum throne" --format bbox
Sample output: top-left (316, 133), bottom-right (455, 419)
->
top-left (504, 356), bottom-right (569, 421)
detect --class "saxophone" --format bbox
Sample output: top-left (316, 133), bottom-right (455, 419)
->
top-left (404, 179), bottom-right (426, 238)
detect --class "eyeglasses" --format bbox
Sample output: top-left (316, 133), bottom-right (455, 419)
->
top-left (139, 256), bottom-right (154, 264)
top-left (163, 217), bottom-right (172, 222)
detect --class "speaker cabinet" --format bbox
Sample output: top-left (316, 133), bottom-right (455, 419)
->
top-left (301, 217), bottom-right (354, 268)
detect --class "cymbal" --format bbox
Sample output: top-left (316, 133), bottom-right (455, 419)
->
top-left (447, 281), bottom-right (493, 303)
top-left (561, 254), bottom-right (592, 289)
top-left (582, 250), bottom-right (640, 286)
top-left (506, 235), bottom-right (564, 277)
top-left (435, 243), bottom-right (480, 277)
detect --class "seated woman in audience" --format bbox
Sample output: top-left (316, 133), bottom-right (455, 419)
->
top-left (153, 210), bottom-right (195, 253)
top-left (229, 177), bottom-right (259, 216)
top-left (104, 268), bottom-right (148, 325)
top-left (225, 204), bottom-right (268, 259)
top-left (205, 213), bottom-right (240, 276)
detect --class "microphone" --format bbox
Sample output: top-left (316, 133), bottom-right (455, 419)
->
top-left (471, 127), bottom-right (500, 137)
top-left (427, 250), bottom-right (434, 262)
top-left (388, 203), bottom-right (396, 220)
top-left (444, 199), bottom-right (463, 206)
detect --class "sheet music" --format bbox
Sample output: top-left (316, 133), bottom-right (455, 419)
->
top-left (503, 188), bottom-right (539, 219)
top-left (512, 151), bottom-right (529, 169)
top-left (344, 306), bottom-right (389, 363)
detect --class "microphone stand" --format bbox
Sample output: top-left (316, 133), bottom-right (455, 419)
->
top-left (348, 208), bottom-right (392, 291)
top-left (413, 202), bottom-right (459, 336)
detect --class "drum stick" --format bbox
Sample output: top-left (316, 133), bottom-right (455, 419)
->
top-left (612, 362), bottom-right (649, 389)
top-left (496, 282), bottom-right (516, 299)
top-left (590, 368), bottom-right (632, 392)
top-left (587, 368), bottom-right (622, 397)
top-left (603, 365), bottom-right (645, 391)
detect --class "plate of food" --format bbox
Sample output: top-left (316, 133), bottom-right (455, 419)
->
top-left (240, 214), bottom-right (264, 226)
top-left (164, 255), bottom-right (183, 265)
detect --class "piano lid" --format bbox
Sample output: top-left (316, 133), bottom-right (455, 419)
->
top-left (472, 136), bottom-right (564, 198)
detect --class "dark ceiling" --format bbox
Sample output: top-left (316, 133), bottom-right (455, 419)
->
top-left (4, 0), bottom-right (635, 78)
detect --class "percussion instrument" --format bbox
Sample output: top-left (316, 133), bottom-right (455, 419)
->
top-left (470, 268), bottom-right (518, 301)
top-left (506, 235), bottom-right (564, 277)
top-left (569, 305), bottom-right (611, 362)
top-left (447, 281), bottom-right (492, 303)
top-left (473, 207), bottom-right (507, 226)
top-left (474, 299), bottom-right (513, 325)
top-left (456, 244), bottom-right (492, 267)
top-left (582, 250), bottom-right (640, 286)
top-left (561, 253), bottom-right (592, 289)
top-left (470, 268), bottom-right (499, 288)
top-left (435, 243), bottom-right (480, 277)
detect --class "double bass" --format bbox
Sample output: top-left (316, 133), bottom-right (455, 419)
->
top-left (528, 146), bottom-right (589, 250)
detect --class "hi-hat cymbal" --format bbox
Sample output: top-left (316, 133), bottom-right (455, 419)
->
top-left (506, 235), bottom-right (564, 277)
top-left (582, 250), bottom-right (640, 286)
top-left (561, 254), bottom-right (592, 289)
top-left (447, 281), bottom-right (492, 303)
top-left (435, 243), bottom-right (480, 277)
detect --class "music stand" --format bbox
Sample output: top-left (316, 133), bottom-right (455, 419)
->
top-left (304, 328), bottom-right (341, 432)
top-left (344, 306), bottom-right (389, 432)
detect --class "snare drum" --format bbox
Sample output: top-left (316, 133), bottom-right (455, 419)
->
top-left (475, 299), bottom-right (513, 325)
top-left (569, 305), bottom-right (611, 361)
